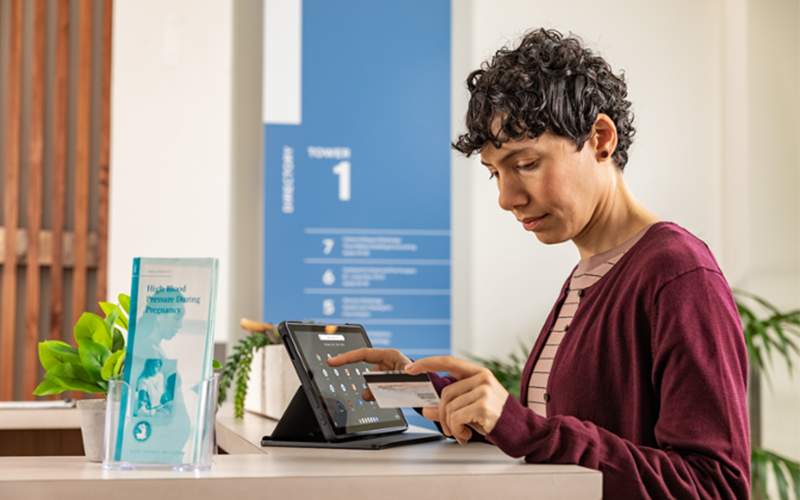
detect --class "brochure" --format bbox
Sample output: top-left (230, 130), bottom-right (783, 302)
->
top-left (115, 257), bottom-right (219, 464)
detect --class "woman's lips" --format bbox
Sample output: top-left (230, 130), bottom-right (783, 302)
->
top-left (521, 216), bottom-right (545, 231)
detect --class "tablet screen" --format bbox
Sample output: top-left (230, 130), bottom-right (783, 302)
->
top-left (285, 324), bottom-right (407, 436)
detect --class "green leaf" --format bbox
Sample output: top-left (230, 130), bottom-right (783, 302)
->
top-left (74, 312), bottom-right (104, 343)
top-left (212, 359), bottom-right (222, 370)
top-left (38, 341), bottom-right (81, 370)
top-left (114, 351), bottom-right (125, 377)
top-left (752, 449), bottom-right (768, 500)
top-left (100, 302), bottom-right (129, 330)
top-left (112, 328), bottom-right (125, 352)
top-left (104, 309), bottom-right (119, 330)
top-left (99, 302), bottom-right (115, 316)
top-left (790, 462), bottom-right (800, 500)
top-left (102, 304), bottom-right (121, 331)
top-left (78, 339), bottom-right (111, 383)
top-left (772, 457), bottom-right (789, 500)
top-left (749, 292), bottom-right (781, 315)
top-left (33, 379), bottom-right (67, 396)
top-left (118, 294), bottom-right (131, 316)
top-left (45, 362), bottom-right (105, 394)
top-left (101, 350), bottom-right (125, 381)
top-left (74, 312), bottom-right (113, 350)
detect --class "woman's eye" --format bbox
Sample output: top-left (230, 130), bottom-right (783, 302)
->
top-left (517, 160), bottom-right (538, 171)
top-left (488, 171), bottom-right (499, 180)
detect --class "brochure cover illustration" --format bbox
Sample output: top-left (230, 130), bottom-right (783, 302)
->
top-left (115, 257), bottom-right (219, 464)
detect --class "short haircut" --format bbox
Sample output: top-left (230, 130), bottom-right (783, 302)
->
top-left (453, 28), bottom-right (635, 170)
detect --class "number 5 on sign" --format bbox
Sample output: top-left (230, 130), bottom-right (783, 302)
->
top-left (333, 161), bottom-right (351, 201)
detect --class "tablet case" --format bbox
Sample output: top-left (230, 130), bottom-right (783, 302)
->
top-left (261, 388), bottom-right (443, 450)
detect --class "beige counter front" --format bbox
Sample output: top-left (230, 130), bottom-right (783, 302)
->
top-left (0, 409), bottom-right (602, 499)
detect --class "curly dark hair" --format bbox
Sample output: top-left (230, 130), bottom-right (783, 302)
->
top-left (453, 28), bottom-right (635, 170)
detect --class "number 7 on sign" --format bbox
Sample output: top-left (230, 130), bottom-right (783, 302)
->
top-left (322, 239), bottom-right (335, 255)
top-left (333, 161), bottom-right (351, 201)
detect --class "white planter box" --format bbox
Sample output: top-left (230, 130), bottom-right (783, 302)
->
top-left (244, 344), bottom-right (300, 420)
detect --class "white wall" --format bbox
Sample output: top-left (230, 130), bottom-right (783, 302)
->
top-left (109, 0), bottom-right (235, 341)
top-left (452, 0), bottom-right (732, 359)
top-left (749, 0), bottom-right (800, 280)
top-left (746, 0), bottom-right (800, 470)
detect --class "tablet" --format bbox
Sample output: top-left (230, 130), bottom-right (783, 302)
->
top-left (277, 321), bottom-right (408, 442)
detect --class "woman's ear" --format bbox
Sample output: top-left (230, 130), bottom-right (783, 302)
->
top-left (592, 113), bottom-right (618, 163)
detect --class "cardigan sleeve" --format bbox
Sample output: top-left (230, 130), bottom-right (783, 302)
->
top-left (484, 268), bottom-right (751, 499)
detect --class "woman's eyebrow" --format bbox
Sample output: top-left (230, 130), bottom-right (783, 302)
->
top-left (481, 148), bottom-right (531, 167)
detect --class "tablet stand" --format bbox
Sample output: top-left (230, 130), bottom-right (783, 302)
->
top-left (269, 387), bottom-right (326, 442)
top-left (262, 388), bottom-right (443, 450)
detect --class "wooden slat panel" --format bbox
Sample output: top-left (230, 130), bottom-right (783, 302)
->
top-left (97, 0), bottom-right (112, 307)
top-left (24, 0), bottom-right (48, 400)
top-left (1, 0), bottom-right (24, 401)
top-left (50, 0), bottom-right (70, 345)
top-left (71, 0), bottom-right (93, 338)
top-left (0, 227), bottom-right (100, 267)
top-left (71, 0), bottom-right (95, 402)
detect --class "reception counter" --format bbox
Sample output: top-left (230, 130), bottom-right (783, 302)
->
top-left (0, 408), bottom-right (602, 499)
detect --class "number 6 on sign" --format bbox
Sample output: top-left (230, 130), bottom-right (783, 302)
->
top-left (333, 161), bottom-right (351, 201)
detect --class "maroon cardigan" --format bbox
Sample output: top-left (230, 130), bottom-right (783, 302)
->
top-left (432, 222), bottom-right (750, 499)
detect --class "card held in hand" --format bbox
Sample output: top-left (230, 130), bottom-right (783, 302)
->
top-left (363, 371), bottom-right (440, 408)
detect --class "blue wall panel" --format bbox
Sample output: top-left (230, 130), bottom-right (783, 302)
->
top-left (264, 0), bottom-right (451, 374)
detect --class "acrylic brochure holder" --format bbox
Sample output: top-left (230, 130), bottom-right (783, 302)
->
top-left (102, 374), bottom-right (218, 471)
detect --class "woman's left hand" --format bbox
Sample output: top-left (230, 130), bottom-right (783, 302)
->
top-left (406, 356), bottom-right (509, 445)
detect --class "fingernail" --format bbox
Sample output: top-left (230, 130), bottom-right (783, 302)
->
top-left (404, 363), bottom-right (414, 372)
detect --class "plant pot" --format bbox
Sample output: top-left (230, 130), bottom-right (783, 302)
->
top-left (76, 399), bottom-right (106, 462)
top-left (244, 344), bottom-right (300, 419)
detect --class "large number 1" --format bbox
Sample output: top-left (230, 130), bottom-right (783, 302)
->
top-left (332, 161), bottom-right (351, 201)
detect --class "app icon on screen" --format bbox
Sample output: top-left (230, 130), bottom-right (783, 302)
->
top-left (316, 354), bottom-right (321, 362)
top-left (327, 353), bottom-right (332, 359)
top-left (334, 369), bottom-right (339, 376)
top-left (358, 399), bottom-right (364, 406)
top-left (340, 384), bottom-right (346, 392)
top-left (351, 383), bottom-right (357, 391)
top-left (329, 384), bottom-right (335, 392)
top-left (362, 383), bottom-right (367, 389)
top-left (323, 369), bottom-right (328, 377)
top-left (355, 368), bottom-right (360, 375)
top-left (345, 369), bottom-right (350, 376)
top-left (347, 400), bottom-right (353, 408)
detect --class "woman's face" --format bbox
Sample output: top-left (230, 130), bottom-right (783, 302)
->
top-left (480, 130), bottom-right (609, 245)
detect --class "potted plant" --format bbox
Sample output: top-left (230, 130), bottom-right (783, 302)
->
top-left (216, 319), bottom-right (280, 418)
top-left (735, 290), bottom-right (800, 500)
top-left (33, 294), bottom-right (130, 462)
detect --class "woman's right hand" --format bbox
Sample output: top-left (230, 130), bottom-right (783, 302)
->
top-left (327, 348), bottom-right (412, 401)
top-left (327, 348), bottom-right (412, 371)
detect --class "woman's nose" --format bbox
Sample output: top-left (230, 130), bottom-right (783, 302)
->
top-left (497, 176), bottom-right (527, 212)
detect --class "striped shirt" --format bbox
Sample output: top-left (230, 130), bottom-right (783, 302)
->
top-left (527, 224), bottom-right (655, 416)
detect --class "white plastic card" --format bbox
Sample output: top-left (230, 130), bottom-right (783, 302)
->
top-left (363, 371), bottom-right (440, 408)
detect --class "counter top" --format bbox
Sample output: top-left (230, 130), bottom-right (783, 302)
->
top-left (0, 407), bottom-right (81, 430)
top-left (0, 408), bottom-right (603, 499)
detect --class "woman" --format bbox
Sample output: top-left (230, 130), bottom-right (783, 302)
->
top-left (329, 28), bottom-right (749, 499)
top-left (136, 358), bottom-right (165, 416)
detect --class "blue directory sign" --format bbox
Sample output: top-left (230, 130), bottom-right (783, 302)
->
top-left (263, 1), bottom-right (451, 361)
